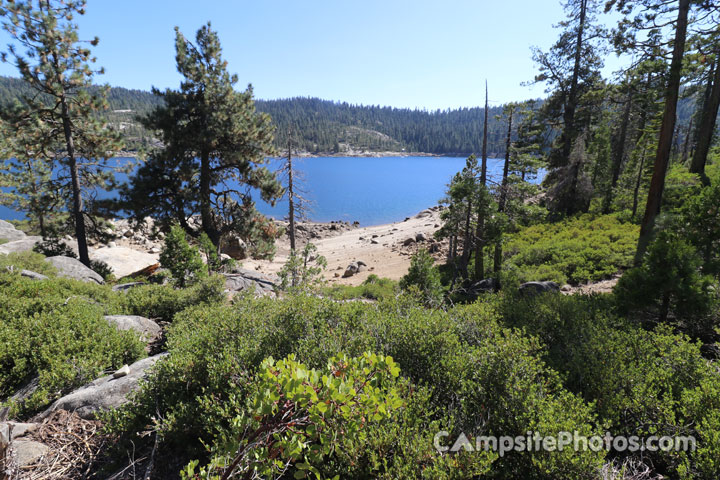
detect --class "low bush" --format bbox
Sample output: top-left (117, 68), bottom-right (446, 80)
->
top-left (499, 292), bottom-right (720, 478)
top-left (324, 274), bottom-right (398, 301)
top-left (0, 250), bottom-right (57, 276)
top-left (0, 273), bottom-right (145, 416)
top-left (120, 274), bottom-right (226, 323)
top-left (106, 293), bottom-right (604, 479)
top-left (502, 214), bottom-right (638, 284)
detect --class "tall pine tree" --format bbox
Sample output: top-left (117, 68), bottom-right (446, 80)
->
top-left (0, 0), bottom-right (123, 265)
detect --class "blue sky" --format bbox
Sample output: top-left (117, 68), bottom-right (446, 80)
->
top-left (0, 1), bottom-right (624, 110)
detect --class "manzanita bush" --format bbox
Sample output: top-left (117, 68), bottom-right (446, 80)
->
top-left (181, 352), bottom-right (403, 480)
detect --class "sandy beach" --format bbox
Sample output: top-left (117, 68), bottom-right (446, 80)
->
top-left (243, 207), bottom-right (446, 286)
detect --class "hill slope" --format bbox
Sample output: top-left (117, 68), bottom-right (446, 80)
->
top-left (0, 76), bottom-right (509, 155)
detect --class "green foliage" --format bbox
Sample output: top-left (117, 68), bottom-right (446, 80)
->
top-left (183, 353), bottom-right (406, 479)
top-left (106, 294), bottom-right (605, 479)
top-left (325, 274), bottom-right (398, 302)
top-left (125, 23), bottom-right (282, 257)
top-left (499, 292), bottom-right (720, 477)
top-left (278, 242), bottom-right (327, 292)
top-left (160, 225), bottom-right (207, 288)
top-left (678, 180), bottom-right (720, 279)
top-left (198, 232), bottom-right (221, 274)
top-left (0, 250), bottom-right (56, 276)
top-left (503, 214), bottom-right (638, 284)
top-left (120, 275), bottom-right (226, 323)
top-left (0, 273), bottom-right (144, 416)
top-left (615, 231), bottom-right (716, 334)
top-left (399, 249), bottom-right (444, 307)
top-left (33, 236), bottom-right (77, 258)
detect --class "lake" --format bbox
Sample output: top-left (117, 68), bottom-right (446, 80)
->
top-left (0, 156), bottom-right (543, 226)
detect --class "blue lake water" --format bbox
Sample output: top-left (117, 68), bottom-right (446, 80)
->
top-left (0, 156), bottom-right (542, 227)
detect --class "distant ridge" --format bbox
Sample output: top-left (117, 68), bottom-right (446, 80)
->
top-left (0, 75), bottom-right (511, 155)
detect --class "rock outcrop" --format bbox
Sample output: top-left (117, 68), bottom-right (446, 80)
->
top-left (0, 236), bottom-right (42, 255)
top-left (44, 256), bottom-right (104, 284)
top-left (104, 315), bottom-right (161, 344)
top-left (90, 246), bottom-right (158, 279)
top-left (0, 220), bottom-right (26, 242)
top-left (35, 353), bottom-right (167, 421)
top-left (223, 269), bottom-right (276, 296)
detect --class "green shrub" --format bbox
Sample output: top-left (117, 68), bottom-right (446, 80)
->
top-left (278, 242), bottom-right (327, 292)
top-left (106, 294), bottom-right (604, 479)
top-left (160, 225), bottom-right (207, 287)
top-left (0, 250), bottom-right (57, 276)
top-left (399, 249), bottom-right (444, 307)
top-left (325, 274), bottom-right (398, 301)
top-left (0, 274), bottom-right (145, 416)
top-left (499, 292), bottom-right (720, 478)
top-left (503, 214), bottom-right (638, 284)
top-left (615, 231), bottom-right (716, 335)
top-left (120, 274), bottom-right (226, 323)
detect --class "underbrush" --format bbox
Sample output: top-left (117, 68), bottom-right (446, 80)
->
top-left (502, 214), bottom-right (638, 284)
top-left (0, 273), bottom-right (145, 416)
top-left (500, 292), bottom-right (720, 478)
top-left (323, 274), bottom-right (398, 301)
top-left (105, 294), bottom-right (604, 479)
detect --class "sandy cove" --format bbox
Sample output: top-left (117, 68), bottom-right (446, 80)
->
top-left (243, 207), bottom-right (446, 286)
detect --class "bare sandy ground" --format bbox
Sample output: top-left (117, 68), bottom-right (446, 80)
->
top-left (242, 208), bottom-right (445, 286)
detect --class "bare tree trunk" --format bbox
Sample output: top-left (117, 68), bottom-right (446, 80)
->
top-left (681, 117), bottom-right (693, 166)
top-left (631, 145), bottom-right (647, 221)
top-left (603, 89), bottom-right (633, 214)
top-left (494, 107), bottom-right (513, 276)
top-left (635, 0), bottom-right (690, 264)
top-left (690, 47), bottom-right (720, 181)
top-left (474, 81), bottom-right (489, 280)
top-left (287, 141), bottom-right (296, 251)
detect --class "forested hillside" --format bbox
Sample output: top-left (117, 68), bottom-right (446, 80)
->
top-left (0, 75), bottom-right (510, 155)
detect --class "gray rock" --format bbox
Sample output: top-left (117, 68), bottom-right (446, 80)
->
top-left (91, 246), bottom-right (158, 278)
top-left (561, 284), bottom-right (572, 292)
top-left (468, 278), bottom-right (497, 296)
top-left (403, 237), bottom-right (416, 246)
top-left (104, 315), bottom-right (161, 344)
top-left (415, 209), bottom-right (433, 219)
top-left (343, 262), bottom-right (359, 278)
top-left (113, 365), bottom-right (130, 379)
top-left (12, 439), bottom-right (49, 467)
top-left (519, 281), bottom-right (560, 296)
top-left (221, 235), bottom-right (247, 260)
top-left (0, 236), bottom-right (42, 255)
top-left (0, 220), bottom-right (25, 242)
top-left (371, 239), bottom-right (379, 244)
top-left (112, 282), bottom-right (146, 292)
top-left (0, 422), bottom-right (37, 445)
top-left (415, 232), bottom-right (427, 242)
top-left (356, 260), bottom-right (367, 267)
top-left (19, 270), bottom-right (48, 281)
top-left (428, 242), bottom-right (441, 253)
top-left (44, 256), bottom-right (104, 284)
top-left (223, 269), bottom-right (276, 296)
top-left (36, 353), bottom-right (168, 420)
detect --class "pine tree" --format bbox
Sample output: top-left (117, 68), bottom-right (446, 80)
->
top-left (125, 23), bottom-right (283, 258)
top-left (0, 0), bottom-right (123, 265)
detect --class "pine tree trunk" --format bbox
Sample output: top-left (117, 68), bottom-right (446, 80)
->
top-left (680, 117), bottom-right (693, 166)
top-left (635, 0), bottom-right (690, 264)
top-left (60, 97), bottom-right (90, 267)
top-left (632, 146), bottom-right (647, 221)
top-left (459, 197), bottom-right (472, 279)
top-left (474, 82), bottom-right (489, 280)
top-left (200, 151), bottom-right (219, 245)
top-left (494, 108), bottom-right (513, 275)
top-left (560, 0), bottom-right (588, 165)
top-left (690, 48), bottom-right (720, 181)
